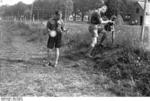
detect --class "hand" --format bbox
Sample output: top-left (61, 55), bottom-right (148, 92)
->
top-left (64, 28), bottom-right (70, 33)
top-left (48, 29), bottom-right (51, 33)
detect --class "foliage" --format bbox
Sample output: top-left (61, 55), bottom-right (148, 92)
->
top-left (93, 45), bottom-right (150, 96)
top-left (105, 0), bottom-right (118, 18)
top-left (32, 0), bottom-right (73, 20)
top-left (105, 0), bottom-right (129, 19)
top-left (0, 0), bottom-right (130, 21)
top-left (73, 0), bottom-right (104, 21)
top-left (2, 2), bottom-right (29, 18)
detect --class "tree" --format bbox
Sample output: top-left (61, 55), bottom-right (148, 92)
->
top-left (1, 2), bottom-right (29, 20)
top-left (105, 0), bottom-right (128, 19)
top-left (105, 0), bottom-right (118, 18)
top-left (32, 0), bottom-right (73, 20)
top-left (73, 0), bottom-right (104, 21)
top-left (13, 2), bottom-right (28, 19)
top-left (2, 0), bottom-right (108, 21)
top-left (56, 0), bottom-right (73, 20)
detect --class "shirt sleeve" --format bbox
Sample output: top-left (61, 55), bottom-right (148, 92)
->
top-left (46, 20), bottom-right (51, 30)
top-left (46, 21), bottom-right (49, 28)
top-left (46, 21), bottom-right (50, 32)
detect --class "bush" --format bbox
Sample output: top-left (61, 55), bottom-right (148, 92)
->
top-left (94, 46), bottom-right (150, 96)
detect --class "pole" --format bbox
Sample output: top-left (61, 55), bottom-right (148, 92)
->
top-left (0, 0), bottom-right (3, 43)
top-left (141, 0), bottom-right (148, 42)
top-left (38, 9), bottom-right (40, 22)
top-left (65, 8), bottom-right (67, 22)
top-left (117, 0), bottom-right (119, 16)
top-left (31, 3), bottom-right (34, 22)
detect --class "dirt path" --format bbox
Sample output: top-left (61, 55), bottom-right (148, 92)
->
top-left (0, 22), bottom-right (115, 96)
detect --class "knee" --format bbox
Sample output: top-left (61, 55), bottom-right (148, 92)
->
top-left (93, 30), bottom-right (98, 37)
top-left (91, 37), bottom-right (97, 47)
top-left (56, 48), bottom-right (60, 55)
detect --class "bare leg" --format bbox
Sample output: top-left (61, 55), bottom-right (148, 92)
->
top-left (54, 48), bottom-right (60, 67)
top-left (87, 46), bottom-right (94, 57)
top-left (100, 31), bottom-right (107, 45)
top-left (87, 37), bottom-right (97, 57)
top-left (47, 49), bottom-right (53, 65)
top-left (47, 49), bottom-right (50, 62)
top-left (112, 31), bottom-right (115, 44)
top-left (87, 27), bottom-right (98, 57)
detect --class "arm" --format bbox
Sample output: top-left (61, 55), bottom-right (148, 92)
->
top-left (100, 18), bottom-right (112, 24)
top-left (47, 28), bottom-right (51, 32)
top-left (61, 20), bottom-right (65, 31)
top-left (46, 21), bottom-right (51, 32)
top-left (61, 20), bottom-right (68, 32)
top-left (46, 21), bottom-right (52, 36)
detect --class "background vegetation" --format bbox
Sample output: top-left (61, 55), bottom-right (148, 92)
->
top-left (0, 0), bottom-right (133, 21)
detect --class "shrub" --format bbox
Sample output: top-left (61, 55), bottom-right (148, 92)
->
top-left (94, 45), bottom-right (150, 96)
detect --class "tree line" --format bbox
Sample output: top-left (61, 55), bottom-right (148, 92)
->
top-left (0, 0), bottom-right (129, 21)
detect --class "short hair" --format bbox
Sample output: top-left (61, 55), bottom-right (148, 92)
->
top-left (96, 0), bottom-right (105, 8)
top-left (55, 10), bottom-right (62, 15)
top-left (101, 5), bottom-right (107, 10)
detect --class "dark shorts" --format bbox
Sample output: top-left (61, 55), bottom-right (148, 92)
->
top-left (47, 31), bottom-right (62, 49)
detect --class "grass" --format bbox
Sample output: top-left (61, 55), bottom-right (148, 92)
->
top-left (1, 21), bottom-right (150, 96)
top-left (93, 46), bottom-right (150, 96)
top-left (12, 22), bottom-right (150, 96)
top-left (12, 21), bottom-right (149, 50)
top-left (0, 21), bottom-right (114, 97)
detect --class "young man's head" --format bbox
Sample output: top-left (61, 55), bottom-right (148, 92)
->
top-left (98, 5), bottom-right (107, 14)
top-left (55, 10), bottom-right (63, 19)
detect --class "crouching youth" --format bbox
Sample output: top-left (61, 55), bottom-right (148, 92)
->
top-left (87, 5), bottom-right (113, 58)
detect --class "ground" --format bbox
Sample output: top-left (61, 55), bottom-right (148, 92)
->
top-left (0, 21), bottom-right (115, 97)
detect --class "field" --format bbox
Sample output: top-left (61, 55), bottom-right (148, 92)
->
top-left (0, 21), bottom-right (150, 96)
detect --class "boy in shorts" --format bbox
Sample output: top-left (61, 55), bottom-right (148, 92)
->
top-left (46, 10), bottom-right (65, 67)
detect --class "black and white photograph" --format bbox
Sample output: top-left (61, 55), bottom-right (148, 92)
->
top-left (0, 0), bottom-right (150, 99)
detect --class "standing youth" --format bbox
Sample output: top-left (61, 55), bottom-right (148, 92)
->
top-left (46, 10), bottom-right (66, 67)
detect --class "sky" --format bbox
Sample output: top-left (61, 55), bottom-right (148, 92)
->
top-left (0, 0), bottom-right (35, 6)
